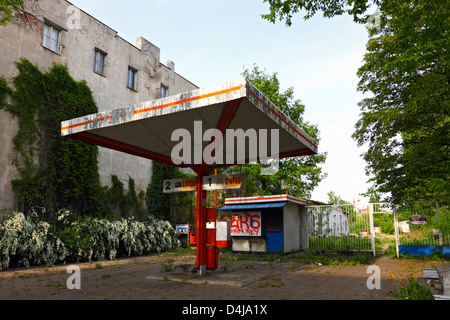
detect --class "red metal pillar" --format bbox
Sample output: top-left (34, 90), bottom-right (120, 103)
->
top-left (195, 173), bottom-right (208, 275)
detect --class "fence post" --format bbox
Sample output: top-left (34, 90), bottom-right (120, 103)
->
top-left (436, 201), bottom-right (443, 246)
top-left (393, 206), bottom-right (400, 258)
top-left (369, 203), bottom-right (376, 256)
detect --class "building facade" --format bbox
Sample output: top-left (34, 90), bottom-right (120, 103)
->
top-left (0, 0), bottom-right (198, 218)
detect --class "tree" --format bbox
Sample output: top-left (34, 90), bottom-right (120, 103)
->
top-left (227, 65), bottom-right (327, 199)
top-left (0, 0), bottom-right (24, 26)
top-left (146, 161), bottom-right (195, 225)
top-left (353, 0), bottom-right (449, 203)
top-left (262, 0), bottom-right (384, 26)
top-left (327, 191), bottom-right (348, 205)
top-left (261, 0), bottom-right (449, 203)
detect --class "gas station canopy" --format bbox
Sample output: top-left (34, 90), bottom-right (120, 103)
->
top-left (61, 78), bottom-right (319, 173)
top-left (61, 77), bottom-right (320, 276)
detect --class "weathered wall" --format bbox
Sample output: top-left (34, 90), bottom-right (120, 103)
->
top-left (283, 203), bottom-right (301, 253)
top-left (0, 0), bottom-right (198, 218)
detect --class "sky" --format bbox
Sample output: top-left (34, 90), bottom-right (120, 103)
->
top-left (69, 0), bottom-right (374, 204)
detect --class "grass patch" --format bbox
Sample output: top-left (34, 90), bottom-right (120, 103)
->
top-left (218, 247), bottom-right (374, 266)
top-left (390, 277), bottom-right (435, 300)
top-left (160, 259), bottom-right (175, 273)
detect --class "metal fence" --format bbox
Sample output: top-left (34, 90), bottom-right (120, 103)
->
top-left (306, 204), bottom-right (374, 254)
top-left (394, 201), bottom-right (449, 257)
top-left (306, 201), bottom-right (449, 257)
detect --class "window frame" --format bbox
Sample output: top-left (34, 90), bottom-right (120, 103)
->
top-left (127, 67), bottom-right (138, 91)
top-left (93, 49), bottom-right (107, 76)
top-left (160, 85), bottom-right (168, 98)
top-left (42, 23), bottom-right (61, 53)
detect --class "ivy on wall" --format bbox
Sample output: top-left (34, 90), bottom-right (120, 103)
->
top-left (2, 58), bottom-right (196, 224)
top-left (146, 161), bottom-right (196, 225)
top-left (3, 58), bottom-right (104, 216)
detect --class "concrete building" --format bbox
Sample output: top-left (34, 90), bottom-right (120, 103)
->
top-left (0, 0), bottom-right (198, 218)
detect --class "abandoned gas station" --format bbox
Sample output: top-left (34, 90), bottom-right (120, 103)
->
top-left (61, 77), bottom-right (319, 276)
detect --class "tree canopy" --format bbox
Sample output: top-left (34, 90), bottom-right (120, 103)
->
top-left (261, 0), bottom-right (449, 203)
top-left (353, 0), bottom-right (449, 203)
top-left (262, 0), bottom-right (384, 25)
top-left (228, 65), bottom-right (328, 199)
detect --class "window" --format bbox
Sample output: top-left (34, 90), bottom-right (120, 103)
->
top-left (42, 24), bottom-right (60, 53)
top-left (160, 85), bottom-right (168, 98)
top-left (266, 212), bottom-right (283, 232)
top-left (127, 67), bottom-right (137, 90)
top-left (93, 50), bottom-right (106, 75)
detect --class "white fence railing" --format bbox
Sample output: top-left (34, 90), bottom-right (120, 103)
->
top-left (306, 201), bottom-right (449, 257)
top-left (394, 201), bottom-right (449, 257)
top-left (306, 204), bottom-right (374, 255)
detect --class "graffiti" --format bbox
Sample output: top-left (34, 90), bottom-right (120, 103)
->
top-left (231, 212), bottom-right (262, 237)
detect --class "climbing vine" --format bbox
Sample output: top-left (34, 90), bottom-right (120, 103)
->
top-left (3, 58), bottom-right (196, 223)
top-left (146, 161), bottom-right (195, 225)
top-left (4, 58), bottom-right (104, 216)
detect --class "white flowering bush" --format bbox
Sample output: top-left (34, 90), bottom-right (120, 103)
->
top-left (0, 210), bottom-right (68, 270)
top-left (0, 209), bottom-right (181, 270)
top-left (56, 210), bottom-right (181, 263)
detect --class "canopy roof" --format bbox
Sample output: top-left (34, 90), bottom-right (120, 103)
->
top-left (61, 78), bottom-right (319, 174)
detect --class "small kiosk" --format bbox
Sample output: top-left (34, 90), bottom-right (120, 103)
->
top-left (219, 194), bottom-right (313, 254)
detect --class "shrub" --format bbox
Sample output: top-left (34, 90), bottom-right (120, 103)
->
top-left (392, 277), bottom-right (435, 300)
top-left (0, 210), bottom-right (68, 270)
top-left (0, 209), bottom-right (181, 270)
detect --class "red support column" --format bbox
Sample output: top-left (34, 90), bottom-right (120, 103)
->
top-left (195, 173), bottom-right (208, 275)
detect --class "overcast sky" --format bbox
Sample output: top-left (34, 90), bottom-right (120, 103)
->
top-left (69, 0), bottom-right (374, 204)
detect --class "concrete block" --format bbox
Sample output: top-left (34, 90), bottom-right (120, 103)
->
top-left (436, 264), bottom-right (450, 296)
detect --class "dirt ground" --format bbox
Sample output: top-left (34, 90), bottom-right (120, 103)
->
top-left (0, 250), bottom-right (444, 302)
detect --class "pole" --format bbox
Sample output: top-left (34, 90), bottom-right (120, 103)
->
top-left (436, 201), bottom-right (443, 246)
top-left (196, 172), bottom-right (208, 276)
top-left (214, 169), bottom-right (218, 209)
top-left (368, 203), bottom-right (376, 257)
top-left (393, 206), bottom-right (400, 258)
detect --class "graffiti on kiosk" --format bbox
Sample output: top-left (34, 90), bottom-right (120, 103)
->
top-left (231, 212), bottom-right (262, 237)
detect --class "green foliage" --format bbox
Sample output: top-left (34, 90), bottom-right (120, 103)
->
top-left (104, 175), bottom-right (145, 219)
top-left (327, 191), bottom-right (349, 205)
top-left (392, 277), bottom-right (435, 300)
top-left (0, 209), bottom-right (68, 270)
top-left (0, 0), bottom-right (23, 27)
top-left (160, 258), bottom-right (175, 273)
top-left (309, 235), bottom-right (372, 251)
top-left (0, 209), bottom-right (181, 270)
top-left (261, 0), bottom-right (449, 204)
top-left (219, 247), bottom-right (374, 266)
top-left (146, 161), bottom-right (196, 225)
top-left (261, 0), bottom-right (383, 26)
top-left (434, 204), bottom-right (450, 236)
top-left (0, 77), bottom-right (12, 108)
top-left (230, 65), bottom-right (327, 199)
top-left (353, 0), bottom-right (449, 203)
top-left (5, 59), bottom-right (105, 216)
top-left (373, 213), bottom-right (394, 235)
